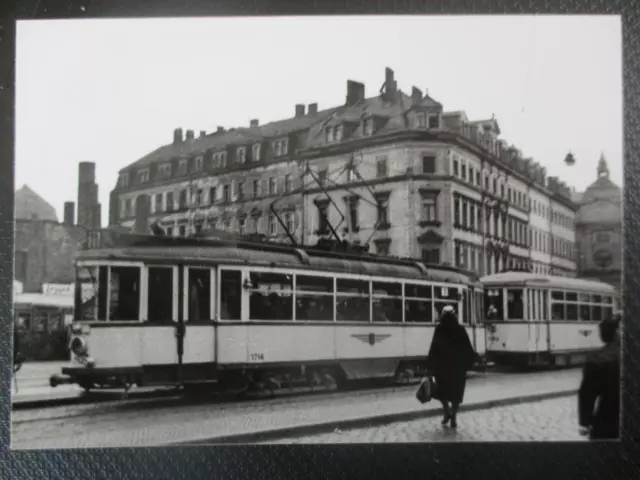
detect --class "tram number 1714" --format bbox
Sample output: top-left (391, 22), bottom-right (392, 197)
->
top-left (250, 353), bottom-right (265, 361)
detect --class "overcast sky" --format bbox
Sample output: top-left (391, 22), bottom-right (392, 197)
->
top-left (15, 15), bottom-right (622, 223)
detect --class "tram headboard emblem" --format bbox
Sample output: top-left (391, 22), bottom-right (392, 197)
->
top-left (579, 329), bottom-right (592, 337)
top-left (351, 333), bottom-right (392, 346)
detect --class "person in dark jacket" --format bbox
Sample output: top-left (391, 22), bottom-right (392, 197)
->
top-left (426, 305), bottom-right (478, 428)
top-left (578, 315), bottom-right (621, 440)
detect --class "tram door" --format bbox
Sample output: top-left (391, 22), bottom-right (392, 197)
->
top-left (186, 268), bottom-right (212, 322)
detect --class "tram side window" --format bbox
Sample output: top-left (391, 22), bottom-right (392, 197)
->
top-left (108, 267), bottom-right (141, 321)
top-left (484, 289), bottom-right (504, 321)
top-left (551, 291), bottom-right (565, 320)
top-left (372, 282), bottom-right (402, 323)
top-left (295, 275), bottom-right (334, 321)
top-left (578, 293), bottom-right (591, 321)
top-left (405, 283), bottom-right (433, 323)
top-left (592, 294), bottom-right (603, 322)
top-left (188, 268), bottom-right (211, 321)
top-left (336, 278), bottom-right (370, 322)
top-left (475, 291), bottom-right (484, 325)
top-left (565, 292), bottom-right (578, 321)
top-left (506, 289), bottom-right (524, 320)
top-left (219, 270), bottom-right (241, 320)
top-left (434, 286), bottom-right (460, 320)
top-left (249, 271), bottom-right (293, 321)
top-left (148, 267), bottom-right (173, 323)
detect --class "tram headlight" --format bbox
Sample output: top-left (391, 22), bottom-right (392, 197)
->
top-left (70, 336), bottom-right (88, 357)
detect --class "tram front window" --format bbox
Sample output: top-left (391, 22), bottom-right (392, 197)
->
top-left (108, 266), bottom-right (141, 321)
top-left (74, 266), bottom-right (101, 321)
top-left (506, 289), bottom-right (524, 320)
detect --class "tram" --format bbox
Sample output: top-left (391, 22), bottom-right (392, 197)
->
top-left (50, 229), bottom-right (486, 394)
top-left (482, 272), bottom-right (621, 368)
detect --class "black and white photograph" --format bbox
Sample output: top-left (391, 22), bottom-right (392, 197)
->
top-left (10, 15), bottom-right (623, 449)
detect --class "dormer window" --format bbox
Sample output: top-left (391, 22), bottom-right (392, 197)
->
top-left (335, 125), bottom-right (343, 141)
top-left (252, 143), bottom-right (261, 162)
top-left (273, 138), bottom-right (288, 157)
top-left (428, 114), bottom-right (440, 129)
top-left (194, 156), bottom-right (203, 172)
top-left (237, 147), bottom-right (246, 164)
top-left (119, 173), bottom-right (129, 187)
top-left (416, 112), bottom-right (427, 128)
top-left (158, 163), bottom-right (171, 179)
top-left (220, 151), bottom-right (227, 167)
top-left (363, 118), bottom-right (374, 136)
top-left (178, 159), bottom-right (188, 176)
top-left (325, 127), bottom-right (334, 143)
top-left (137, 168), bottom-right (150, 184)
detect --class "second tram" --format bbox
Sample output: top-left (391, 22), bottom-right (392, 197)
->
top-left (482, 272), bottom-right (620, 368)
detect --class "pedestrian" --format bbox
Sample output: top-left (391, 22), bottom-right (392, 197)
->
top-left (578, 315), bottom-right (621, 440)
top-left (426, 305), bottom-right (479, 428)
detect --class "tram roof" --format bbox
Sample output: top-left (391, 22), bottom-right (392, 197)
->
top-left (78, 230), bottom-right (479, 285)
top-left (480, 272), bottom-right (618, 293)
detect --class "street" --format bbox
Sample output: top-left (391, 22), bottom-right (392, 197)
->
top-left (270, 395), bottom-right (584, 443)
top-left (12, 368), bottom-right (582, 449)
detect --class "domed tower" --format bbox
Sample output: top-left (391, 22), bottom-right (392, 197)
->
top-left (574, 154), bottom-right (622, 290)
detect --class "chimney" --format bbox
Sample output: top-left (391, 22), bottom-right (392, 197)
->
top-left (134, 194), bottom-right (151, 234)
top-left (63, 201), bottom-right (75, 226)
top-left (411, 86), bottom-right (422, 103)
top-left (185, 130), bottom-right (195, 141)
top-left (295, 104), bottom-right (306, 117)
top-left (346, 80), bottom-right (365, 106)
top-left (173, 128), bottom-right (183, 144)
top-left (199, 130), bottom-right (206, 138)
top-left (384, 67), bottom-right (397, 98)
top-left (308, 103), bottom-right (318, 115)
top-left (216, 126), bottom-right (225, 133)
top-left (250, 119), bottom-right (259, 127)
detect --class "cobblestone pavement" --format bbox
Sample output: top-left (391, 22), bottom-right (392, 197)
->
top-left (271, 396), bottom-right (584, 443)
top-left (11, 368), bottom-right (581, 449)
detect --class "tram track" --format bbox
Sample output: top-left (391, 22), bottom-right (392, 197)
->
top-left (12, 369), bottom-right (510, 425)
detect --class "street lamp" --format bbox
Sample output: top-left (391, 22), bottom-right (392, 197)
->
top-left (564, 151), bottom-right (576, 167)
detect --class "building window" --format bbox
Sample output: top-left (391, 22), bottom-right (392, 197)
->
top-left (484, 175), bottom-right (489, 191)
top-left (285, 212), bottom-right (295, 233)
top-left (119, 173), bottom-right (129, 187)
top-left (421, 248), bottom-right (440, 264)
top-left (335, 125), bottom-right (343, 141)
top-left (178, 225), bottom-right (186, 237)
top-left (416, 112), bottom-right (426, 128)
top-left (461, 161), bottom-right (467, 181)
top-left (347, 198), bottom-right (359, 231)
top-left (454, 195), bottom-right (461, 226)
top-left (364, 118), bottom-right (374, 136)
top-left (268, 214), bottom-right (277, 236)
top-left (209, 186), bottom-right (217, 204)
top-left (284, 174), bottom-right (292, 193)
top-left (194, 156), bottom-right (203, 171)
top-left (220, 152), bottom-right (227, 167)
top-left (273, 138), bottom-right (288, 157)
top-left (178, 160), bottom-right (188, 176)
top-left (317, 202), bottom-right (329, 234)
top-left (179, 190), bottom-right (188, 209)
top-left (158, 164), bottom-right (171, 179)
top-left (325, 127), bottom-right (334, 143)
top-left (377, 197), bottom-right (389, 227)
top-left (137, 169), bottom-right (150, 184)
top-left (223, 185), bottom-right (230, 202)
top-left (120, 198), bottom-right (127, 218)
top-left (376, 156), bottom-right (388, 178)
top-left (492, 177), bottom-right (497, 194)
top-left (428, 115), bottom-right (440, 129)
top-left (166, 192), bottom-right (174, 212)
top-left (154, 193), bottom-right (163, 213)
top-left (421, 195), bottom-right (438, 222)
top-left (476, 171), bottom-right (481, 186)
top-left (238, 217), bottom-right (246, 235)
top-left (269, 177), bottom-right (277, 195)
top-left (453, 158), bottom-right (459, 176)
top-left (318, 169), bottom-right (328, 185)
top-left (237, 181), bottom-right (245, 200)
top-left (252, 144), bottom-right (261, 162)
top-left (252, 179), bottom-right (260, 197)
top-left (422, 155), bottom-right (436, 174)
top-left (237, 147), bottom-right (246, 164)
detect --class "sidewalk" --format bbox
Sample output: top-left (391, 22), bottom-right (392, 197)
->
top-left (12, 368), bottom-right (582, 449)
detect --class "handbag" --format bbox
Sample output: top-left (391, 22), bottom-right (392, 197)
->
top-left (416, 375), bottom-right (437, 404)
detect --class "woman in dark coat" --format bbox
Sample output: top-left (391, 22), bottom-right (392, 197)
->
top-left (427, 305), bottom-right (478, 428)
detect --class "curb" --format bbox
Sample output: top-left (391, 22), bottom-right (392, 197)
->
top-left (172, 388), bottom-right (578, 445)
top-left (12, 389), bottom-right (180, 410)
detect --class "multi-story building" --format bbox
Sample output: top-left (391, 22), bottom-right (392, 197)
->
top-left (573, 155), bottom-right (622, 290)
top-left (110, 67), bottom-right (578, 277)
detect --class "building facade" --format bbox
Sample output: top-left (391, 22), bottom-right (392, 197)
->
top-left (574, 155), bottom-right (622, 290)
top-left (111, 67), bottom-right (578, 277)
